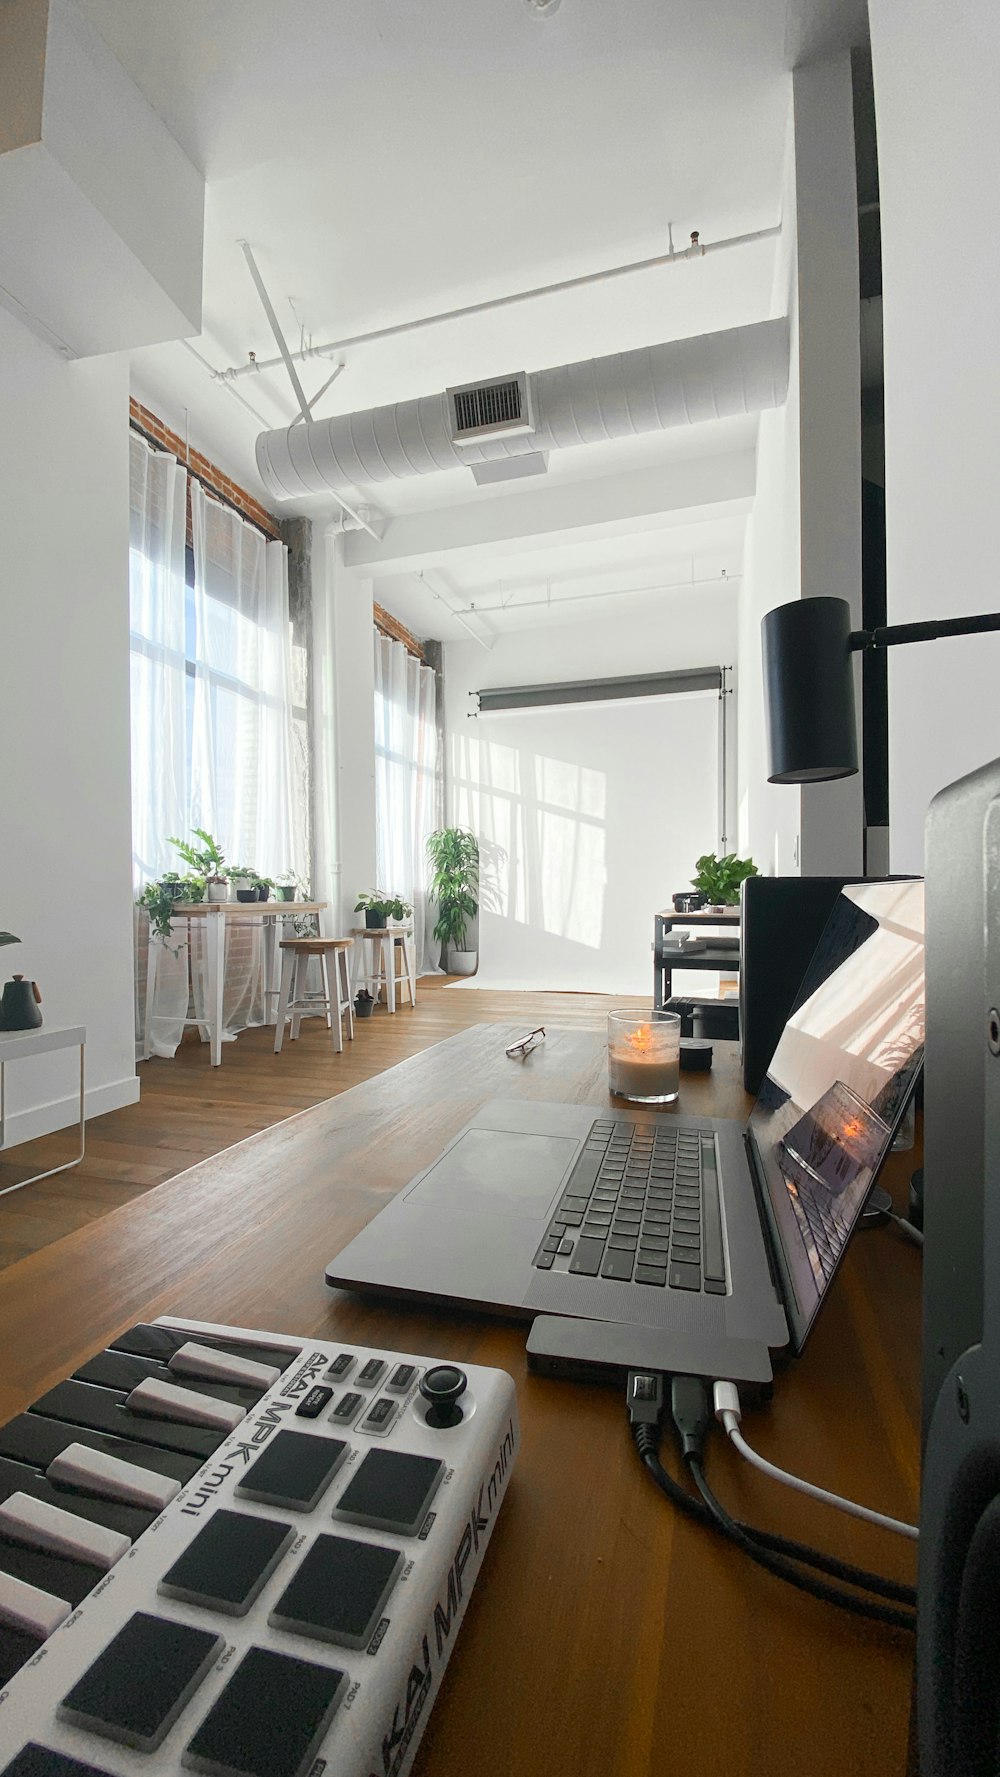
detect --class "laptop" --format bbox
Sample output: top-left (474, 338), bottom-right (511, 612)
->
top-left (326, 880), bottom-right (924, 1383)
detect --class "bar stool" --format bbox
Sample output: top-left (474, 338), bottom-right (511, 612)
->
top-left (350, 926), bottom-right (416, 1014)
top-left (274, 937), bottom-right (354, 1054)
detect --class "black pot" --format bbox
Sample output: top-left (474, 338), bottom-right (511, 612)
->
top-left (354, 992), bottom-right (375, 1017)
top-left (0, 975), bottom-right (42, 1031)
top-left (236, 889), bottom-right (258, 903)
top-left (365, 909), bottom-right (384, 929)
top-left (257, 884), bottom-right (270, 901)
top-left (160, 880), bottom-right (186, 901)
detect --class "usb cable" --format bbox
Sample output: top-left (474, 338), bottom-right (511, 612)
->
top-left (713, 1382), bottom-right (919, 1541)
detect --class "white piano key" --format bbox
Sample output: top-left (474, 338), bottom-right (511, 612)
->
top-left (126, 1378), bottom-right (245, 1433)
top-left (0, 1492), bottom-right (129, 1570)
top-left (46, 1443), bottom-right (181, 1512)
top-left (0, 1571), bottom-right (71, 1638)
top-left (167, 1341), bottom-right (280, 1391)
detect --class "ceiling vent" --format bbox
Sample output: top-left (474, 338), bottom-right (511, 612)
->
top-left (447, 371), bottom-right (534, 446)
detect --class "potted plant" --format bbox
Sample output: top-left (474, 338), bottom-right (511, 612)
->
top-left (691, 851), bottom-right (758, 908)
top-left (354, 891), bottom-right (413, 930)
top-left (427, 827), bottom-right (479, 976)
top-left (275, 871), bottom-right (299, 903)
top-left (136, 883), bottom-right (186, 951)
top-left (354, 988), bottom-right (375, 1019)
top-left (168, 828), bottom-right (228, 903)
top-left (158, 871), bottom-right (186, 901)
top-left (257, 876), bottom-right (276, 902)
top-left (230, 866), bottom-right (259, 903)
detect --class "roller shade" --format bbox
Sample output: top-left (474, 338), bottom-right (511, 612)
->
top-left (474, 666), bottom-right (722, 714)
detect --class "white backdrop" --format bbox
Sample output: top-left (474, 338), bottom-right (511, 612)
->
top-left (451, 691), bottom-right (720, 994)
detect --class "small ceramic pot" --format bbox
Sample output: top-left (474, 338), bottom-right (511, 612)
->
top-left (206, 881), bottom-right (229, 903)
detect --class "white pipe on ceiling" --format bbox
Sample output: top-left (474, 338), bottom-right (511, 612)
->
top-left (256, 316), bottom-right (789, 501)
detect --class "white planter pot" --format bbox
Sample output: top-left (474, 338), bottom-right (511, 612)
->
top-left (449, 949), bottom-right (478, 977)
top-left (206, 882), bottom-right (229, 903)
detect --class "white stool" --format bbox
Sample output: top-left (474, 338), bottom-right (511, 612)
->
top-left (273, 938), bottom-right (354, 1054)
top-left (350, 926), bottom-right (416, 1014)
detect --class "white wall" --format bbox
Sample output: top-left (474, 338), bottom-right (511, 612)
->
top-left (737, 54), bottom-right (864, 878)
top-left (312, 530), bottom-right (377, 936)
top-left (868, 0), bottom-right (1000, 871)
top-left (0, 306), bottom-right (137, 1143)
top-left (443, 589), bottom-right (737, 994)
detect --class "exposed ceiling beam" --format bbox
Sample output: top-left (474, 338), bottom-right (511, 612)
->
top-left (418, 568), bottom-right (495, 650)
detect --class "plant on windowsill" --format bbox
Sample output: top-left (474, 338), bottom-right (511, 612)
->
top-left (137, 882), bottom-right (187, 952)
top-left (275, 871), bottom-right (299, 903)
top-left (230, 866), bottom-right (260, 903)
top-left (427, 827), bottom-right (479, 976)
top-left (354, 891), bottom-right (413, 930)
top-left (690, 851), bottom-right (758, 908)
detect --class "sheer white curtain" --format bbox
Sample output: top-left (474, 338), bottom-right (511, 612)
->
top-left (373, 632), bottom-right (441, 974)
top-left (129, 434), bottom-right (187, 886)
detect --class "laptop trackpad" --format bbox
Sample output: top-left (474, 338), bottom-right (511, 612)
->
top-left (403, 1128), bottom-right (578, 1220)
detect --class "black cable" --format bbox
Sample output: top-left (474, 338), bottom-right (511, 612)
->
top-left (687, 1454), bottom-right (916, 1633)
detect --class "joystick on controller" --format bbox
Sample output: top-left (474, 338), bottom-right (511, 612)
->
top-left (420, 1364), bottom-right (468, 1428)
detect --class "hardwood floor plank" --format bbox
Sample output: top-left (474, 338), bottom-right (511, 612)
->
top-left (0, 979), bottom-right (645, 1271)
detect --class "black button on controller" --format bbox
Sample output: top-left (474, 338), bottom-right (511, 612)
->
top-left (419, 1365), bottom-right (467, 1428)
top-left (295, 1386), bottom-right (333, 1419)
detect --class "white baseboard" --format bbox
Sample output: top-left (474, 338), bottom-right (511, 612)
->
top-left (0, 1074), bottom-right (140, 1152)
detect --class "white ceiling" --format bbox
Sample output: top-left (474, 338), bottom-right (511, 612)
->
top-left (79, 0), bottom-right (794, 637)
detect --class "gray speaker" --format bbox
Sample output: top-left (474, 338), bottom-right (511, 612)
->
top-left (919, 757), bottom-right (1000, 1775)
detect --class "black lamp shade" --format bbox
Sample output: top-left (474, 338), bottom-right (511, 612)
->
top-left (761, 596), bottom-right (859, 784)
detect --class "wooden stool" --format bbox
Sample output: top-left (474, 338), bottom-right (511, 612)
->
top-left (350, 927), bottom-right (416, 1014)
top-left (274, 938), bottom-right (354, 1054)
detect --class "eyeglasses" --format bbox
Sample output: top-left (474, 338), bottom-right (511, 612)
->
top-left (505, 1026), bottom-right (546, 1058)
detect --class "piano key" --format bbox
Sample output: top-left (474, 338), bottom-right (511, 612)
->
top-left (46, 1445), bottom-right (180, 1513)
top-left (110, 1324), bottom-right (299, 1373)
top-left (0, 1572), bottom-right (71, 1638)
top-left (182, 1646), bottom-right (347, 1777)
top-left (125, 1380), bottom-right (245, 1435)
top-left (0, 1533), bottom-right (103, 1607)
top-left (167, 1342), bottom-right (280, 1392)
top-left (0, 1413), bottom-right (200, 1484)
top-left (0, 1623), bottom-right (42, 1687)
top-left (268, 1534), bottom-right (403, 1650)
top-left (334, 1448), bottom-right (445, 1538)
top-left (158, 1509), bottom-right (293, 1616)
top-left (1, 1746), bottom-right (119, 1777)
top-left (0, 1456), bottom-right (154, 1542)
top-left (0, 1494), bottom-right (129, 1571)
top-left (75, 1351), bottom-right (258, 1412)
top-left (31, 1380), bottom-right (220, 1460)
top-left (59, 1612), bottom-right (224, 1752)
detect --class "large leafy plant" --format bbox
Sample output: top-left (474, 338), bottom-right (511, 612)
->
top-left (427, 827), bottom-right (479, 952)
top-left (354, 891), bottom-right (412, 922)
top-left (691, 851), bottom-right (758, 906)
top-left (168, 828), bottom-right (226, 878)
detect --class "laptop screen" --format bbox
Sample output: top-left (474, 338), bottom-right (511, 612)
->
top-left (747, 879), bottom-right (925, 1353)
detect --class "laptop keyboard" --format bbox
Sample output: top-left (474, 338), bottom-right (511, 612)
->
top-left (791, 1178), bottom-right (853, 1282)
top-left (533, 1119), bottom-right (727, 1294)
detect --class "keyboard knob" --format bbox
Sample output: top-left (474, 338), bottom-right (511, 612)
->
top-left (419, 1366), bottom-right (467, 1428)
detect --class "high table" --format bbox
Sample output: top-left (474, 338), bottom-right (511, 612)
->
top-left (0, 1026), bottom-right (920, 1775)
top-left (143, 900), bottom-right (328, 1065)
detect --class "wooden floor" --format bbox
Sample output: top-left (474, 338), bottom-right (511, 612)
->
top-left (0, 978), bottom-right (646, 1273)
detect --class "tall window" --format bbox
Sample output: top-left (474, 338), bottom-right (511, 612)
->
top-left (128, 433), bottom-right (307, 888)
top-left (373, 630), bottom-right (441, 974)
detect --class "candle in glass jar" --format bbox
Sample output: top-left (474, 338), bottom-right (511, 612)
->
top-left (607, 1012), bottom-right (680, 1103)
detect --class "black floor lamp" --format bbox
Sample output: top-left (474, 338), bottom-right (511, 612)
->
top-left (761, 596), bottom-right (1000, 785)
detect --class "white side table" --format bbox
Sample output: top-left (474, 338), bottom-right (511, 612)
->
top-left (0, 1024), bottom-right (86, 1199)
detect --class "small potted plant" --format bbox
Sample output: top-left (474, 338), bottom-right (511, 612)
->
top-left (158, 871), bottom-right (186, 901)
top-left (354, 987), bottom-right (375, 1019)
top-left (690, 851), bottom-right (758, 909)
top-left (354, 891), bottom-right (412, 930)
top-left (427, 827), bottom-right (479, 975)
top-left (230, 867), bottom-right (259, 903)
top-left (136, 883), bottom-right (186, 951)
top-left (275, 872), bottom-right (299, 904)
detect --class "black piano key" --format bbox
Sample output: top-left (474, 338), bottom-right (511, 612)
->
top-left (111, 1325), bottom-right (299, 1374)
top-left (59, 1612), bottom-right (223, 1752)
top-left (182, 1646), bottom-right (347, 1777)
top-left (0, 1623), bottom-right (42, 1687)
top-left (0, 1456), bottom-right (154, 1543)
top-left (1, 1747), bottom-right (118, 1777)
top-left (74, 1352), bottom-right (259, 1412)
top-left (31, 1381), bottom-right (220, 1460)
top-left (0, 1534), bottom-right (103, 1607)
top-left (159, 1510), bottom-right (294, 1616)
top-left (269, 1534), bottom-right (402, 1650)
top-left (0, 1413), bottom-right (199, 1485)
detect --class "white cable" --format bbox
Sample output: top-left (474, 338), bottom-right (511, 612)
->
top-left (712, 1382), bottom-right (918, 1542)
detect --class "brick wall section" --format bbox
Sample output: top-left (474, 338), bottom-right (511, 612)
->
top-left (373, 600), bottom-right (424, 660)
top-left (129, 399), bottom-right (281, 540)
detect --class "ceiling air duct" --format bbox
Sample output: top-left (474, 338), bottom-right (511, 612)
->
top-left (255, 316), bottom-right (789, 502)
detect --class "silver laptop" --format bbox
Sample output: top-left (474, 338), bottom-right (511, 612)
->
top-left (326, 881), bottom-right (924, 1382)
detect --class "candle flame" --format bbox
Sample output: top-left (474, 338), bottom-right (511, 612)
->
top-left (625, 1023), bottom-right (656, 1055)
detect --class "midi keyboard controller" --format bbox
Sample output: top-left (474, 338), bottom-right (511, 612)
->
top-left (0, 1317), bottom-right (518, 1777)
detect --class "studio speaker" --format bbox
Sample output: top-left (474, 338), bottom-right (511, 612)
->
top-left (919, 757), bottom-right (1000, 1775)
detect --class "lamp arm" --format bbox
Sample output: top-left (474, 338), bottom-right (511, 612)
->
top-left (850, 612), bottom-right (1000, 651)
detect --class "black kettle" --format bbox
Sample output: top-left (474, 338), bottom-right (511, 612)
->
top-left (0, 974), bottom-right (42, 1031)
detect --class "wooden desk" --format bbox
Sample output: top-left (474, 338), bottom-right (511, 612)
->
top-left (0, 1026), bottom-right (919, 1776)
top-left (144, 900), bottom-right (328, 1065)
